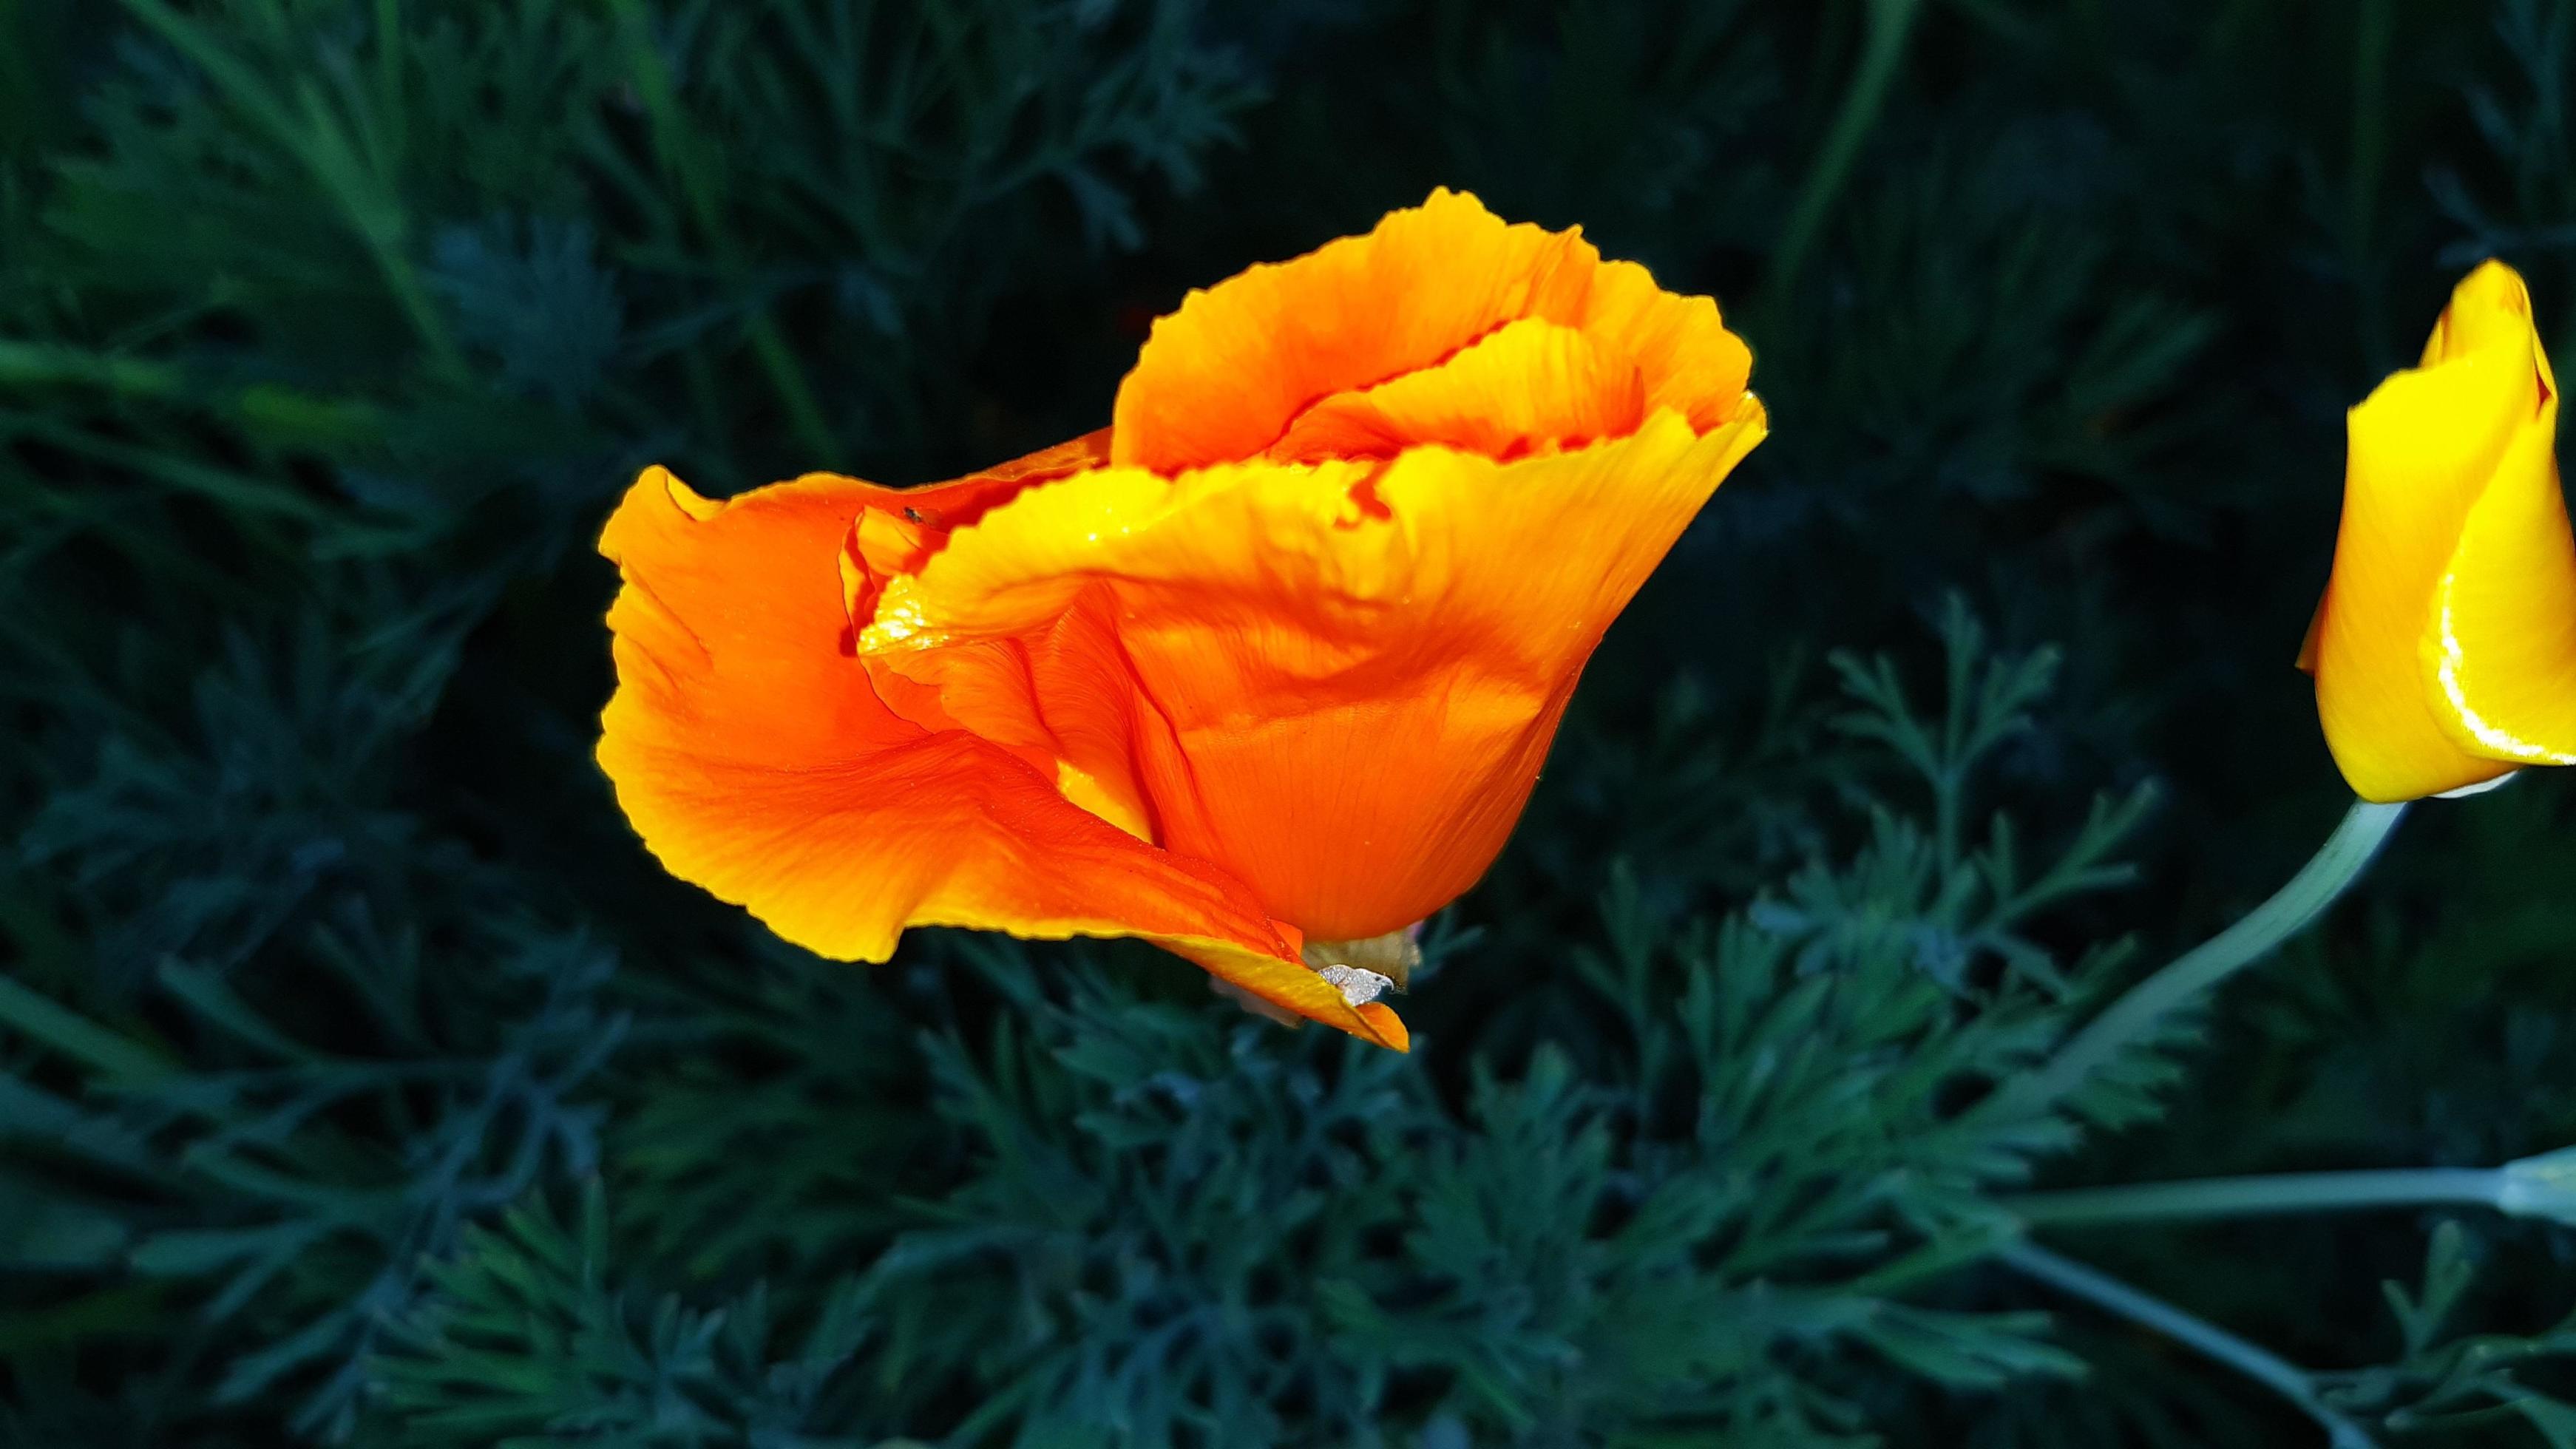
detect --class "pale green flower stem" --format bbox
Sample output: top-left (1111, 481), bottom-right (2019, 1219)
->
top-left (1999, 1241), bottom-right (2381, 1449)
top-left (1985, 799), bottom-right (2414, 1447)
top-left (2011, 1167), bottom-right (2502, 1226)
top-left (1996, 798), bottom-right (2409, 1118)
top-left (1999, 1150), bottom-right (2576, 1449)
top-left (2010, 1141), bottom-right (2576, 1230)
top-left (1998, 1153), bottom-right (2576, 1449)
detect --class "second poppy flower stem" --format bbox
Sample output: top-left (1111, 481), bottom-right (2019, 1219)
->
top-left (2006, 1143), bottom-right (2576, 1228)
top-left (1998, 798), bottom-right (2407, 1119)
top-left (1999, 1241), bottom-right (2380, 1448)
top-left (2007, 1167), bottom-right (2504, 1226)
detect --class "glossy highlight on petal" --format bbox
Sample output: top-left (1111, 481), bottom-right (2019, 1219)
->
top-left (2307, 260), bottom-right (2576, 801)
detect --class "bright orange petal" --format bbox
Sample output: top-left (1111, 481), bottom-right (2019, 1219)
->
top-left (1575, 253), bottom-right (1753, 432)
top-left (2313, 264), bottom-right (2539, 801)
top-left (861, 586), bottom-right (1163, 842)
top-left (595, 464), bottom-right (1403, 1048)
top-left (1111, 189), bottom-right (1751, 472)
top-left (838, 429), bottom-right (1110, 623)
top-left (864, 407), bottom-right (1768, 939)
top-left (837, 427), bottom-right (1166, 831)
top-left (1267, 317), bottom-right (1646, 464)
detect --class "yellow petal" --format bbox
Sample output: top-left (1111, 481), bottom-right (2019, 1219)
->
top-left (2312, 262), bottom-right (2543, 800)
top-left (2425, 370), bottom-right (2576, 764)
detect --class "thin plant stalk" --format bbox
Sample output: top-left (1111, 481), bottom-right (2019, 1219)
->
top-left (607, 0), bottom-right (842, 465)
top-left (2001, 1241), bottom-right (2378, 1448)
top-left (1766, 0), bottom-right (1922, 302)
top-left (2009, 1168), bottom-right (2506, 1227)
top-left (1995, 798), bottom-right (2407, 1117)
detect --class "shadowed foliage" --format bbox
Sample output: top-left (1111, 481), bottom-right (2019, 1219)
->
top-left (8, 1), bottom-right (2576, 1445)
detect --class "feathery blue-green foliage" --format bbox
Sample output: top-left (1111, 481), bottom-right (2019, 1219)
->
top-left (10, 1), bottom-right (2576, 1445)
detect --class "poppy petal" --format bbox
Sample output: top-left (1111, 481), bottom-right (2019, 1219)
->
top-left (2427, 389), bottom-right (2576, 764)
top-left (1113, 189), bottom-right (1750, 472)
top-left (2313, 281), bottom-right (2536, 801)
top-left (861, 586), bottom-right (1163, 842)
top-left (596, 466), bottom-right (1404, 1048)
top-left (1267, 316), bottom-right (1647, 463)
top-left (864, 406), bottom-right (1767, 939)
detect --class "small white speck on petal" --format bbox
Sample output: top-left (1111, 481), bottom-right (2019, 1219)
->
top-left (1316, 965), bottom-right (1395, 1006)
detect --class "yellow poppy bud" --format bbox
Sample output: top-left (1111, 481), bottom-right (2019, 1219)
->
top-left (2302, 261), bottom-right (2576, 801)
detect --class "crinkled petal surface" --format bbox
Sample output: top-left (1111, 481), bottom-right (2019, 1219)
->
top-left (863, 405), bottom-right (1768, 940)
top-left (1266, 317), bottom-right (1647, 464)
top-left (602, 190), bottom-right (1766, 1050)
top-left (2311, 261), bottom-right (2576, 800)
top-left (596, 464), bottom-right (1405, 1048)
top-left (1112, 188), bottom-right (1752, 472)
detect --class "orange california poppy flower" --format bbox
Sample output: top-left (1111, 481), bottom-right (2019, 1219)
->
top-left (2300, 260), bottom-right (2576, 802)
top-left (597, 189), bottom-right (1766, 1048)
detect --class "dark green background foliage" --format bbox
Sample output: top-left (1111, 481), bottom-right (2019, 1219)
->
top-left (8, 0), bottom-right (2576, 1443)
